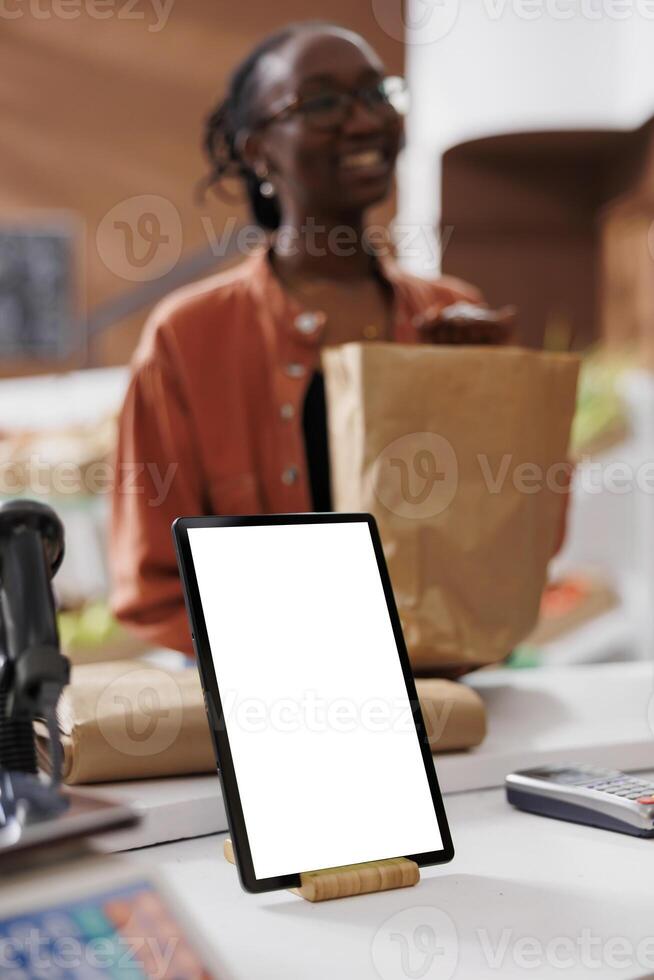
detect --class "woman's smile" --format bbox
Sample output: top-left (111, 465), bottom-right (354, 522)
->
top-left (337, 146), bottom-right (392, 180)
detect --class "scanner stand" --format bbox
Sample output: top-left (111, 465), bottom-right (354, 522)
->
top-left (0, 501), bottom-right (139, 862)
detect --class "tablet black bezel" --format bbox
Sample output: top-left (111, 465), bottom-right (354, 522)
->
top-left (173, 512), bottom-right (454, 894)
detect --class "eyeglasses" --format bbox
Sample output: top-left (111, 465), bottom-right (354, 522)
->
top-left (257, 76), bottom-right (409, 132)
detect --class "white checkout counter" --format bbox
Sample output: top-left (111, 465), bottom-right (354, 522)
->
top-left (4, 661), bottom-right (654, 980)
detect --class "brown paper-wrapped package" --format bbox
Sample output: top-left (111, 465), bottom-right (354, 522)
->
top-left (36, 660), bottom-right (485, 784)
top-left (323, 343), bottom-right (580, 673)
top-left (36, 661), bottom-right (216, 785)
top-left (415, 678), bottom-right (486, 751)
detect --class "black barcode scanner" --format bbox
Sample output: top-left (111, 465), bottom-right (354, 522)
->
top-left (0, 500), bottom-right (70, 831)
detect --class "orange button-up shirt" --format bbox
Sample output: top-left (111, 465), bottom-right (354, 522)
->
top-left (110, 250), bottom-right (481, 655)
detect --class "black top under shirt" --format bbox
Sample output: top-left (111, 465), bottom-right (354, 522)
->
top-left (302, 372), bottom-right (332, 512)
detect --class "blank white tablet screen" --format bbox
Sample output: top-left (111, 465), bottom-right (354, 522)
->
top-left (188, 521), bottom-right (443, 879)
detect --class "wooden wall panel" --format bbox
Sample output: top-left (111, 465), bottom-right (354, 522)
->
top-left (441, 124), bottom-right (654, 352)
top-left (600, 196), bottom-right (654, 365)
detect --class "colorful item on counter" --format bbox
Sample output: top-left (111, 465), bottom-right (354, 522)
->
top-left (525, 574), bottom-right (618, 646)
top-left (0, 879), bottom-right (214, 978)
top-left (570, 345), bottom-right (632, 458)
top-left (58, 601), bottom-right (148, 663)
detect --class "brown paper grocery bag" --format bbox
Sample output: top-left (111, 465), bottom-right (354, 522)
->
top-left (323, 343), bottom-right (580, 673)
top-left (35, 660), bottom-right (485, 783)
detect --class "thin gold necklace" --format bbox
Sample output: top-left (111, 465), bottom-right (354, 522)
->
top-left (276, 269), bottom-right (392, 342)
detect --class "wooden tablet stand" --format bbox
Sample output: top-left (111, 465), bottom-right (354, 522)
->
top-left (223, 838), bottom-right (420, 902)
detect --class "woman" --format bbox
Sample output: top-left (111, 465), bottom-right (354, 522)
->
top-left (110, 21), bottom-right (516, 655)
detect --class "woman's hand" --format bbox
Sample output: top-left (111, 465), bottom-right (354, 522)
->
top-left (413, 302), bottom-right (517, 346)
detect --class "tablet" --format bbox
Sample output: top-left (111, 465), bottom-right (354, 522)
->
top-left (173, 513), bottom-right (453, 894)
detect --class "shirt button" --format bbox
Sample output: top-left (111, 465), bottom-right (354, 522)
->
top-left (284, 363), bottom-right (307, 379)
top-left (280, 403), bottom-right (295, 420)
top-left (281, 466), bottom-right (299, 486)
